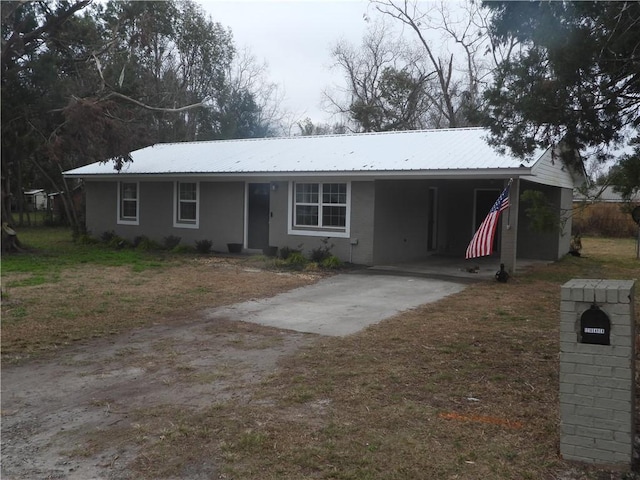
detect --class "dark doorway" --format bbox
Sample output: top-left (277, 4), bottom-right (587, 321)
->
top-left (247, 183), bottom-right (270, 249)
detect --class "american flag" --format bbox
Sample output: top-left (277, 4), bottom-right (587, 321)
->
top-left (465, 184), bottom-right (511, 259)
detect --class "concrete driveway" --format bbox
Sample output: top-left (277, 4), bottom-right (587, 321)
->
top-left (205, 272), bottom-right (466, 336)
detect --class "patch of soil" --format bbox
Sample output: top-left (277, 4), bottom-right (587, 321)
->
top-left (1, 314), bottom-right (317, 479)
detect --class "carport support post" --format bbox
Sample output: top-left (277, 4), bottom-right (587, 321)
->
top-left (559, 279), bottom-right (636, 468)
top-left (500, 178), bottom-right (519, 274)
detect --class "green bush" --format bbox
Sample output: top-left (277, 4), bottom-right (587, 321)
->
top-left (163, 235), bottom-right (181, 250)
top-left (133, 235), bottom-right (146, 248)
top-left (285, 252), bottom-right (308, 269)
top-left (278, 246), bottom-right (297, 259)
top-left (310, 238), bottom-right (334, 263)
top-left (101, 230), bottom-right (130, 249)
top-left (133, 235), bottom-right (161, 251)
top-left (100, 230), bottom-right (117, 243)
top-left (195, 239), bottom-right (213, 254)
top-left (321, 255), bottom-right (343, 269)
top-left (521, 190), bottom-right (558, 233)
top-left (107, 235), bottom-right (129, 249)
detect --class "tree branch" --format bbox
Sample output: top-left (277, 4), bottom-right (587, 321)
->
top-left (101, 92), bottom-right (206, 113)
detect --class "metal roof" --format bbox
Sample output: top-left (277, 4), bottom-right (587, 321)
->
top-left (64, 128), bottom-right (543, 178)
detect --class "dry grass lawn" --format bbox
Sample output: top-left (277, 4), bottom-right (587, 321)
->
top-left (2, 232), bottom-right (639, 479)
top-left (1, 255), bottom-right (322, 359)
top-left (129, 238), bottom-right (638, 480)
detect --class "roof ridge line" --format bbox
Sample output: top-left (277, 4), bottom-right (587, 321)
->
top-left (150, 127), bottom-right (488, 147)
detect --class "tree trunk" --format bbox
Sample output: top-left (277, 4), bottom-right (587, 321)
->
top-left (16, 154), bottom-right (25, 226)
top-left (1, 155), bottom-right (15, 225)
top-left (60, 169), bottom-right (80, 230)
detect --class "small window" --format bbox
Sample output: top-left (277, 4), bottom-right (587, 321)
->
top-left (174, 181), bottom-right (199, 228)
top-left (290, 182), bottom-right (349, 237)
top-left (117, 181), bottom-right (139, 225)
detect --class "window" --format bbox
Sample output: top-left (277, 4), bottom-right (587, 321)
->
top-left (117, 182), bottom-right (139, 225)
top-left (174, 181), bottom-right (199, 228)
top-left (290, 182), bottom-right (350, 237)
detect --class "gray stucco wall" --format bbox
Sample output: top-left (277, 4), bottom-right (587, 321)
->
top-left (349, 181), bottom-right (375, 264)
top-left (372, 180), bottom-right (430, 264)
top-left (201, 182), bottom-right (245, 250)
top-left (85, 181), bottom-right (116, 236)
top-left (85, 180), bottom-right (245, 252)
top-left (85, 176), bottom-right (571, 265)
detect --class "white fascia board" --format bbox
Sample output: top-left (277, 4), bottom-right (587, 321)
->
top-left (67, 167), bottom-right (533, 181)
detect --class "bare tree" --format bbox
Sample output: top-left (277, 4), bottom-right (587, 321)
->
top-left (342, 0), bottom-right (515, 128)
top-left (369, 1), bottom-right (454, 127)
top-left (228, 48), bottom-right (287, 135)
top-left (326, 21), bottom-right (437, 131)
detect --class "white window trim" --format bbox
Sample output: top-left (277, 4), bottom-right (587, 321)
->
top-left (117, 181), bottom-right (139, 226)
top-left (173, 181), bottom-right (200, 229)
top-left (287, 181), bottom-right (351, 238)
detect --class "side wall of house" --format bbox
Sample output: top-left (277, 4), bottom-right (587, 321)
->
top-left (517, 181), bottom-right (571, 260)
top-left (85, 181), bottom-right (116, 236)
top-left (85, 180), bottom-right (245, 251)
top-left (268, 180), bottom-right (376, 265)
top-left (200, 181), bottom-right (245, 249)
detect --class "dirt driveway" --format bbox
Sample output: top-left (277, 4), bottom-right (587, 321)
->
top-left (1, 271), bottom-right (465, 479)
top-left (2, 314), bottom-right (316, 480)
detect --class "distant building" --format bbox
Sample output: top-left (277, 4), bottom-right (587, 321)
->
top-left (574, 185), bottom-right (640, 204)
top-left (23, 189), bottom-right (48, 211)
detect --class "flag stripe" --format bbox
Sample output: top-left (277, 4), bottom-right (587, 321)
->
top-left (465, 185), bottom-right (510, 259)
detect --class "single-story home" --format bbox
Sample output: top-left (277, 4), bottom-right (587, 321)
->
top-left (64, 127), bottom-right (586, 272)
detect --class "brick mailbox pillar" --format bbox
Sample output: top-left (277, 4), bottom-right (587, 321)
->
top-left (560, 279), bottom-right (636, 467)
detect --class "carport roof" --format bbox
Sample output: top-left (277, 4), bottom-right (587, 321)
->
top-left (64, 127), bottom-right (544, 178)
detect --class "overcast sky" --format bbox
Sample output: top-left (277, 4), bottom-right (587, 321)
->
top-left (199, 0), bottom-right (375, 126)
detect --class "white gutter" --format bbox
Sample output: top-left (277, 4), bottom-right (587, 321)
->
top-left (64, 167), bottom-right (533, 181)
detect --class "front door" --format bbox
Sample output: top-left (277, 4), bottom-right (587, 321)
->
top-left (247, 183), bottom-right (270, 249)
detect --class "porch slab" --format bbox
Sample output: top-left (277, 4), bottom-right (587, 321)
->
top-left (368, 256), bottom-right (549, 283)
